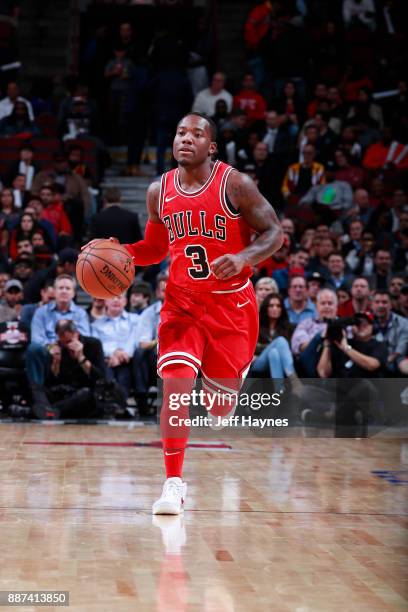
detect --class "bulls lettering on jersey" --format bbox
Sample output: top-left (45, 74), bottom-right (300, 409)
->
top-left (159, 160), bottom-right (252, 291)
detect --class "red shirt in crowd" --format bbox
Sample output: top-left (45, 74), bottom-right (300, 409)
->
top-left (41, 201), bottom-right (72, 235)
top-left (233, 91), bottom-right (267, 123)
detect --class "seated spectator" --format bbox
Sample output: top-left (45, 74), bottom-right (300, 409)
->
top-left (61, 97), bottom-right (95, 141)
top-left (15, 238), bottom-right (33, 260)
top-left (282, 144), bottom-right (325, 203)
top-left (12, 256), bottom-right (35, 287)
top-left (325, 252), bottom-right (354, 290)
top-left (67, 144), bottom-right (94, 186)
top-left (0, 81), bottom-right (34, 121)
top-left (256, 238), bottom-right (290, 279)
top-left (6, 143), bottom-right (39, 191)
top-left (251, 294), bottom-right (302, 394)
top-left (317, 312), bottom-right (387, 432)
top-left (299, 162), bottom-right (353, 218)
top-left (307, 236), bottom-right (335, 276)
top-left (20, 279), bottom-right (55, 328)
top-left (272, 248), bottom-right (310, 292)
top-left (0, 278), bottom-right (23, 322)
top-left (87, 297), bottom-right (106, 323)
top-left (254, 277), bottom-right (279, 308)
top-left (91, 294), bottom-right (141, 398)
top-left (284, 274), bottom-right (317, 324)
top-left (366, 248), bottom-right (393, 291)
top-left (261, 109), bottom-right (293, 172)
top-left (307, 271), bottom-right (326, 304)
top-left (372, 290), bottom-right (408, 375)
top-left (275, 80), bottom-right (305, 125)
top-left (334, 149), bottom-right (366, 190)
top-left (89, 187), bottom-right (142, 244)
top-left (233, 72), bottom-right (266, 127)
top-left (244, 141), bottom-right (277, 203)
top-left (307, 83), bottom-right (328, 118)
top-left (32, 153), bottom-right (91, 235)
top-left (0, 188), bottom-right (19, 232)
top-left (24, 198), bottom-right (57, 248)
top-left (341, 218), bottom-right (364, 257)
top-left (314, 111), bottom-right (339, 163)
top-left (133, 274), bottom-right (167, 409)
top-left (345, 230), bottom-right (375, 275)
top-left (388, 275), bottom-right (406, 313)
top-left (8, 212), bottom-right (52, 260)
top-left (128, 281), bottom-right (152, 315)
top-left (337, 276), bottom-right (371, 317)
top-left (11, 173), bottom-right (31, 210)
top-left (192, 72), bottom-right (233, 116)
top-left (339, 126), bottom-right (362, 162)
top-left (363, 126), bottom-right (408, 171)
top-left (26, 274), bottom-right (91, 399)
top-left (37, 185), bottom-right (72, 246)
top-left (336, 285), bottom-right (351, 310)
top-left (347, 87), bottom-right (384, 130)
top-left (291, 287), bottom-right (338, 376)
top-left (31, 319), bottom-right (106, 420)
top-left (0, 101), bottom-right (40, 137)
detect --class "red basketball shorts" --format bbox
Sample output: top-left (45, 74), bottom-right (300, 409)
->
top-left (157, 279), bottom-right (259, 392)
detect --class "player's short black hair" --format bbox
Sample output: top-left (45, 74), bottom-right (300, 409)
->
top-left (178, 112), bottom-right (218, 141)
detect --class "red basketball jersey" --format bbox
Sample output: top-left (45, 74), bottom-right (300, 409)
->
top-left (159, 160), bottom-right (252, 292)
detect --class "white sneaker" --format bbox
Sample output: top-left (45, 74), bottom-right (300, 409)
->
top-left (152, 477), bottom-right (187, 515)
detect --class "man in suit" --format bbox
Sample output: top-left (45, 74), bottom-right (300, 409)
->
top-left (89, 187), bottom-right (142, 244)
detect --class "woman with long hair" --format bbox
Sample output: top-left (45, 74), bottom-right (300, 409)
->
top-left (0, 188), bottom-right (18, 254)
top-left (251, 293), bottom-right (302, 394)
top-left (8, 212), bottom-right (53, 260)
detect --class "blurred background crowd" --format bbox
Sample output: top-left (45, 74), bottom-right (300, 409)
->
top-left (0, 0), bottom-right (407, 423)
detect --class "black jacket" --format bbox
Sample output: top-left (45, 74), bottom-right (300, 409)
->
top-left (90, 205), bottom-right (142, 244)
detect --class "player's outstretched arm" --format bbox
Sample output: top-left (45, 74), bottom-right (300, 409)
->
top-left (211, 171), bottom-right (284, 280)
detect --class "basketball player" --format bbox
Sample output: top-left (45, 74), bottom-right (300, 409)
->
top-left (84, 112), bottom-right (283, 514)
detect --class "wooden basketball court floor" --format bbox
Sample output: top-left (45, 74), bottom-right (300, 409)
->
top-left (0, 423), bottom-right (407, 611)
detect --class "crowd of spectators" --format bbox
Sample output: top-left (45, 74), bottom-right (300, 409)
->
top-left (0, 1), bottom-right (407, 424)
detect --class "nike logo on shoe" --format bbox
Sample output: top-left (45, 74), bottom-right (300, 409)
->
top-left (165, 450), bottom-right (182, 456)
top-left (237, 300), bottom-right (250, 308)
top-left (165, 195), bottom-right (178, 202)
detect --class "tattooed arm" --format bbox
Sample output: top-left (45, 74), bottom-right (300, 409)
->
top-left (211, 171), bottom-right (284, 280)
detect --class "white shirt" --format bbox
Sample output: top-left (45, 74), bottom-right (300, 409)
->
top-left (0, 96), bottom-right (34, 121)
top-left (263, 128), bottom-right (278, 153)
top-left (192, 88), bottom-right (233, 117)
top-left (343, 0), bottom-right (376, 30)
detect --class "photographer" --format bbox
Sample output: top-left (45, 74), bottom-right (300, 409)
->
top-left (291, 288), bottom-right (338, 376)
top-left (32, 319), bottom-right (106, 419)
top-left (317, 312), bottom-right (387, 431)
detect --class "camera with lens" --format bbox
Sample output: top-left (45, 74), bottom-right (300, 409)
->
top-left (325, 317), bottom-right (356, 343)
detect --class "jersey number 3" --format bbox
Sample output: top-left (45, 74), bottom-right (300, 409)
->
top-left (184, 245), bottom-right (211, 279)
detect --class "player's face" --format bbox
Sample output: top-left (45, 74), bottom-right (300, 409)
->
top-left (173, 116), bottom-right (216, 167)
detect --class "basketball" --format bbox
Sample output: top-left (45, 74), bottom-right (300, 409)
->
top-left (76, 239), bottom-right (135, 299)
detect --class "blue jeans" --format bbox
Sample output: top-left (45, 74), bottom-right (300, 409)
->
top-left (25, 343), bottom-right (51, 385)
top-left (251, 337), bottom-right (295, 388)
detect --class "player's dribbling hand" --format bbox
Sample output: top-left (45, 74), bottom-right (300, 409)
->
top-left (211, 253), bottom-right (245, 280)
top-left (80, 237), bottom-right (119, 251)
